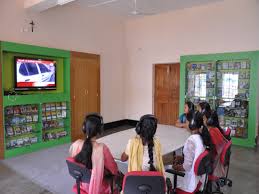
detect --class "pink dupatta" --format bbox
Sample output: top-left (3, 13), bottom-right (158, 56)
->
top-left (69, 140), bottom-right (118, 194)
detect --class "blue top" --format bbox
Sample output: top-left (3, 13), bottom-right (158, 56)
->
top-left (179, 113), bottom-right (187, 123)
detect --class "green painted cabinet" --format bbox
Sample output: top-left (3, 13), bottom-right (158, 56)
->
top-left (0, 41), bottom-right (71, 158)
top-left (179, 51), bottom-right (259, 147)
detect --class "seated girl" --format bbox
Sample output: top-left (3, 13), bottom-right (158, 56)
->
top-left (172, 111), bottom-right (212, 193)
top-left (204, 110), bottom-right (228, 178)
top-left (198, 101), bottom-right (229, 139)
top-left (197, 101), bottom-right (211, 121)
top-left (69, 113), bottom-right (119, 194)
top-left (121, 114), bottom-right (164, 174)
top-left (175, 101), bottom-right (195, 129)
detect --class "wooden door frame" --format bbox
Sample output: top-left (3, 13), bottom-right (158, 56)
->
top-left (152, 62), bottom-right (180, 116)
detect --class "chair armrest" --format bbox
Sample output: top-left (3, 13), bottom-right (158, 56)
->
top-left (166, 169), bottom-right (185, 177)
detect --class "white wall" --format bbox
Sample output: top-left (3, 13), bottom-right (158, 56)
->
top-left (124, 0), bottom-right (259, 120)
top-left (1, 0), bottom-right (259, 124)
top-left (0, 0), bottom-right (126, 122)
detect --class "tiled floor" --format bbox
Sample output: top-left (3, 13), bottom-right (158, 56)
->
top-left (0, 126), bottom-right (258, 194)
top-left (0, 162), bottom-right (52, 194)
top-left (0, 125), bottom-right (133, 194)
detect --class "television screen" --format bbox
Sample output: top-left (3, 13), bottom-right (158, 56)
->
top-left (15, 57), bottom-right (56, 90)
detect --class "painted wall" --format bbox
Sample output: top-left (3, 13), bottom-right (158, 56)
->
top-left (1, 0), bottom-right (258, 126)
top-left (124, 0), bottom-right (259, 120)
top-left (0, 0), bottom-right (126, 122)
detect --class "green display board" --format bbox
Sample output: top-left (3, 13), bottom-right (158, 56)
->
top-left (0, 41), bottom-right (71, 158)
top-left (180, 51), bottom-right (259, 147)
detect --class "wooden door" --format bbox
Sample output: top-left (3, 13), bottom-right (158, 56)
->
top-left (86, 61), bottom-right (100, 113)
top-left (154, 63), bottom-right (180, 125)
top-left (71, 52), bottom-right (100, 141)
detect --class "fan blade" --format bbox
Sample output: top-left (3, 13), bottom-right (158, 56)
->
top-left (88, 0), bottom-right (120, 7)
top-left (130, 11), bottom-right (156, 16)
top-left (130, 0), bottom-right (156, 16)
top-left (139, 12), bottom-right (156, 15)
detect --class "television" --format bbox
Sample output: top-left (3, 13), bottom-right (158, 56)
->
top-left (14, 57), bottom-right (56, 91)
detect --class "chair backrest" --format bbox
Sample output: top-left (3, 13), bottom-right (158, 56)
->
top-left (194, 150), bottom-right (212, 176)
top-left (224, 127), bottom-right (231, 138)
top-left (220, 141), bottom-right (232, 166)
top-left (122, 171), bottom-right (165, 194)
top-left (66, 157), bottom-right (91, 183)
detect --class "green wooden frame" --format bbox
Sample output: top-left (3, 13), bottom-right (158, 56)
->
top-left (180, 51), bottom-right (259, 147)
top-left (0, 41), bottom-right (71, 158)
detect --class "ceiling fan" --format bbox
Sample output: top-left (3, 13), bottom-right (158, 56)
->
top-left (88, 0), bottom-right (156, 16)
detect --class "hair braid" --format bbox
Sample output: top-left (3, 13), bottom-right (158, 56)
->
top-left (147, 139), bottom-right (156, 171)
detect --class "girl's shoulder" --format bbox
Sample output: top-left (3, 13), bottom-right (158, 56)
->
top-left (73, 139), bottom-right (84, 144)
top-left (70, 139), bottom-right (84, 149)
top-left (187, 134), bottom-right (201, 141)
top-left (153, 137), bottom-right (161, 143)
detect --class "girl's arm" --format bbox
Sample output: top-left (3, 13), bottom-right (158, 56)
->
top-left (182, 139), bottom-right (196, 171)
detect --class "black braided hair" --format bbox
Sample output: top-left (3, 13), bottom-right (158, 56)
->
top-left (139, 118), bottom-right (157, 171)
top-left (191, 111), bottom-right (214, 150)
top-left (207, 110), bottom-right (227, 139)
top-left (199, 101), bottom-right (212, 119)
top-left (75, 115), bottom-right (102, 169)
top-left (185, 101), bottom-right (195, 122)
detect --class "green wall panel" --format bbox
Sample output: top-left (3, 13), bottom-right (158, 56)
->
top-left (180, 51), bottom-right (259, 147)
top-left (4, 136), bottom-right (71, 159)
top-left (1, 41), bottom-right (71, 158)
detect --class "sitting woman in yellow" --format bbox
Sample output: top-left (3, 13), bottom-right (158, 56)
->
top-left (121, 114), bottom-right (164, 174)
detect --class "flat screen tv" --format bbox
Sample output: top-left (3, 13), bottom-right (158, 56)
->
top-left (14, 57), bottom-right (56, 91)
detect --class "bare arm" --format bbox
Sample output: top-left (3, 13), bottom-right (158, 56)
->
top-left (121, 152), bottom-right (129, 162)
top-left (121, 139), bottom-right (131, 162)
top-left (175, 119), bottom-right (189, 128)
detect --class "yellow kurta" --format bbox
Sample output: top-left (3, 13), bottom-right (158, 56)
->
top-left (127, 136), bottom-right (165, 174)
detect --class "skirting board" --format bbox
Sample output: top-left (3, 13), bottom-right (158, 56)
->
top-left (104, 119), bottom-right (138, 130)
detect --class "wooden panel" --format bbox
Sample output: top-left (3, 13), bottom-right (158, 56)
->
top-left (71, 51), bottom-right (100, 141)
top-left (86, 58), bottom-right (100, 113)
top-left (71, 58), bottom-right (87, 140)
top-left (154, 63), bottom-right (180, 125)
top-left (0, 59), bottom-right (3, 159)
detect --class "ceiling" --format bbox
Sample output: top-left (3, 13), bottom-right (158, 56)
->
top-left (25, 0), bottom-right (224, 17)
top-left (74, 0), bottom-right (223, 17)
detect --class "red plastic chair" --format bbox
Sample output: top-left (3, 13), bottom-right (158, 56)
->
top-left (223, 128), bottom-right (231, 139)
top-left (66, 157), bottom-right (91, 194)
top-left (122, 171), bottom-right (166, 194)
top-left (66, 157), bottom-right (114, 194)
top-left (166, 150), bottom-right (212, 194)
top-left (209, 141), bottom-right (232, 194)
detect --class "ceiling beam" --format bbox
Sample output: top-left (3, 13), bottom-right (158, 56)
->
top-left (24, 0), bottom-right (77, 12)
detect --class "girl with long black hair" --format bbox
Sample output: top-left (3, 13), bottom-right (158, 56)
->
top-left (175, 101), bottom-right (195, 128)
top-left (69, 113), bottom-right (119, 194)
top-left (172, 111), bottom-right (213, 193)
top-left (198, 101), bottom-right (229, 139)
top-left (205, 110), bottom-right (229, 179)
top-left (121, 114), bottom-right (164, 174)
